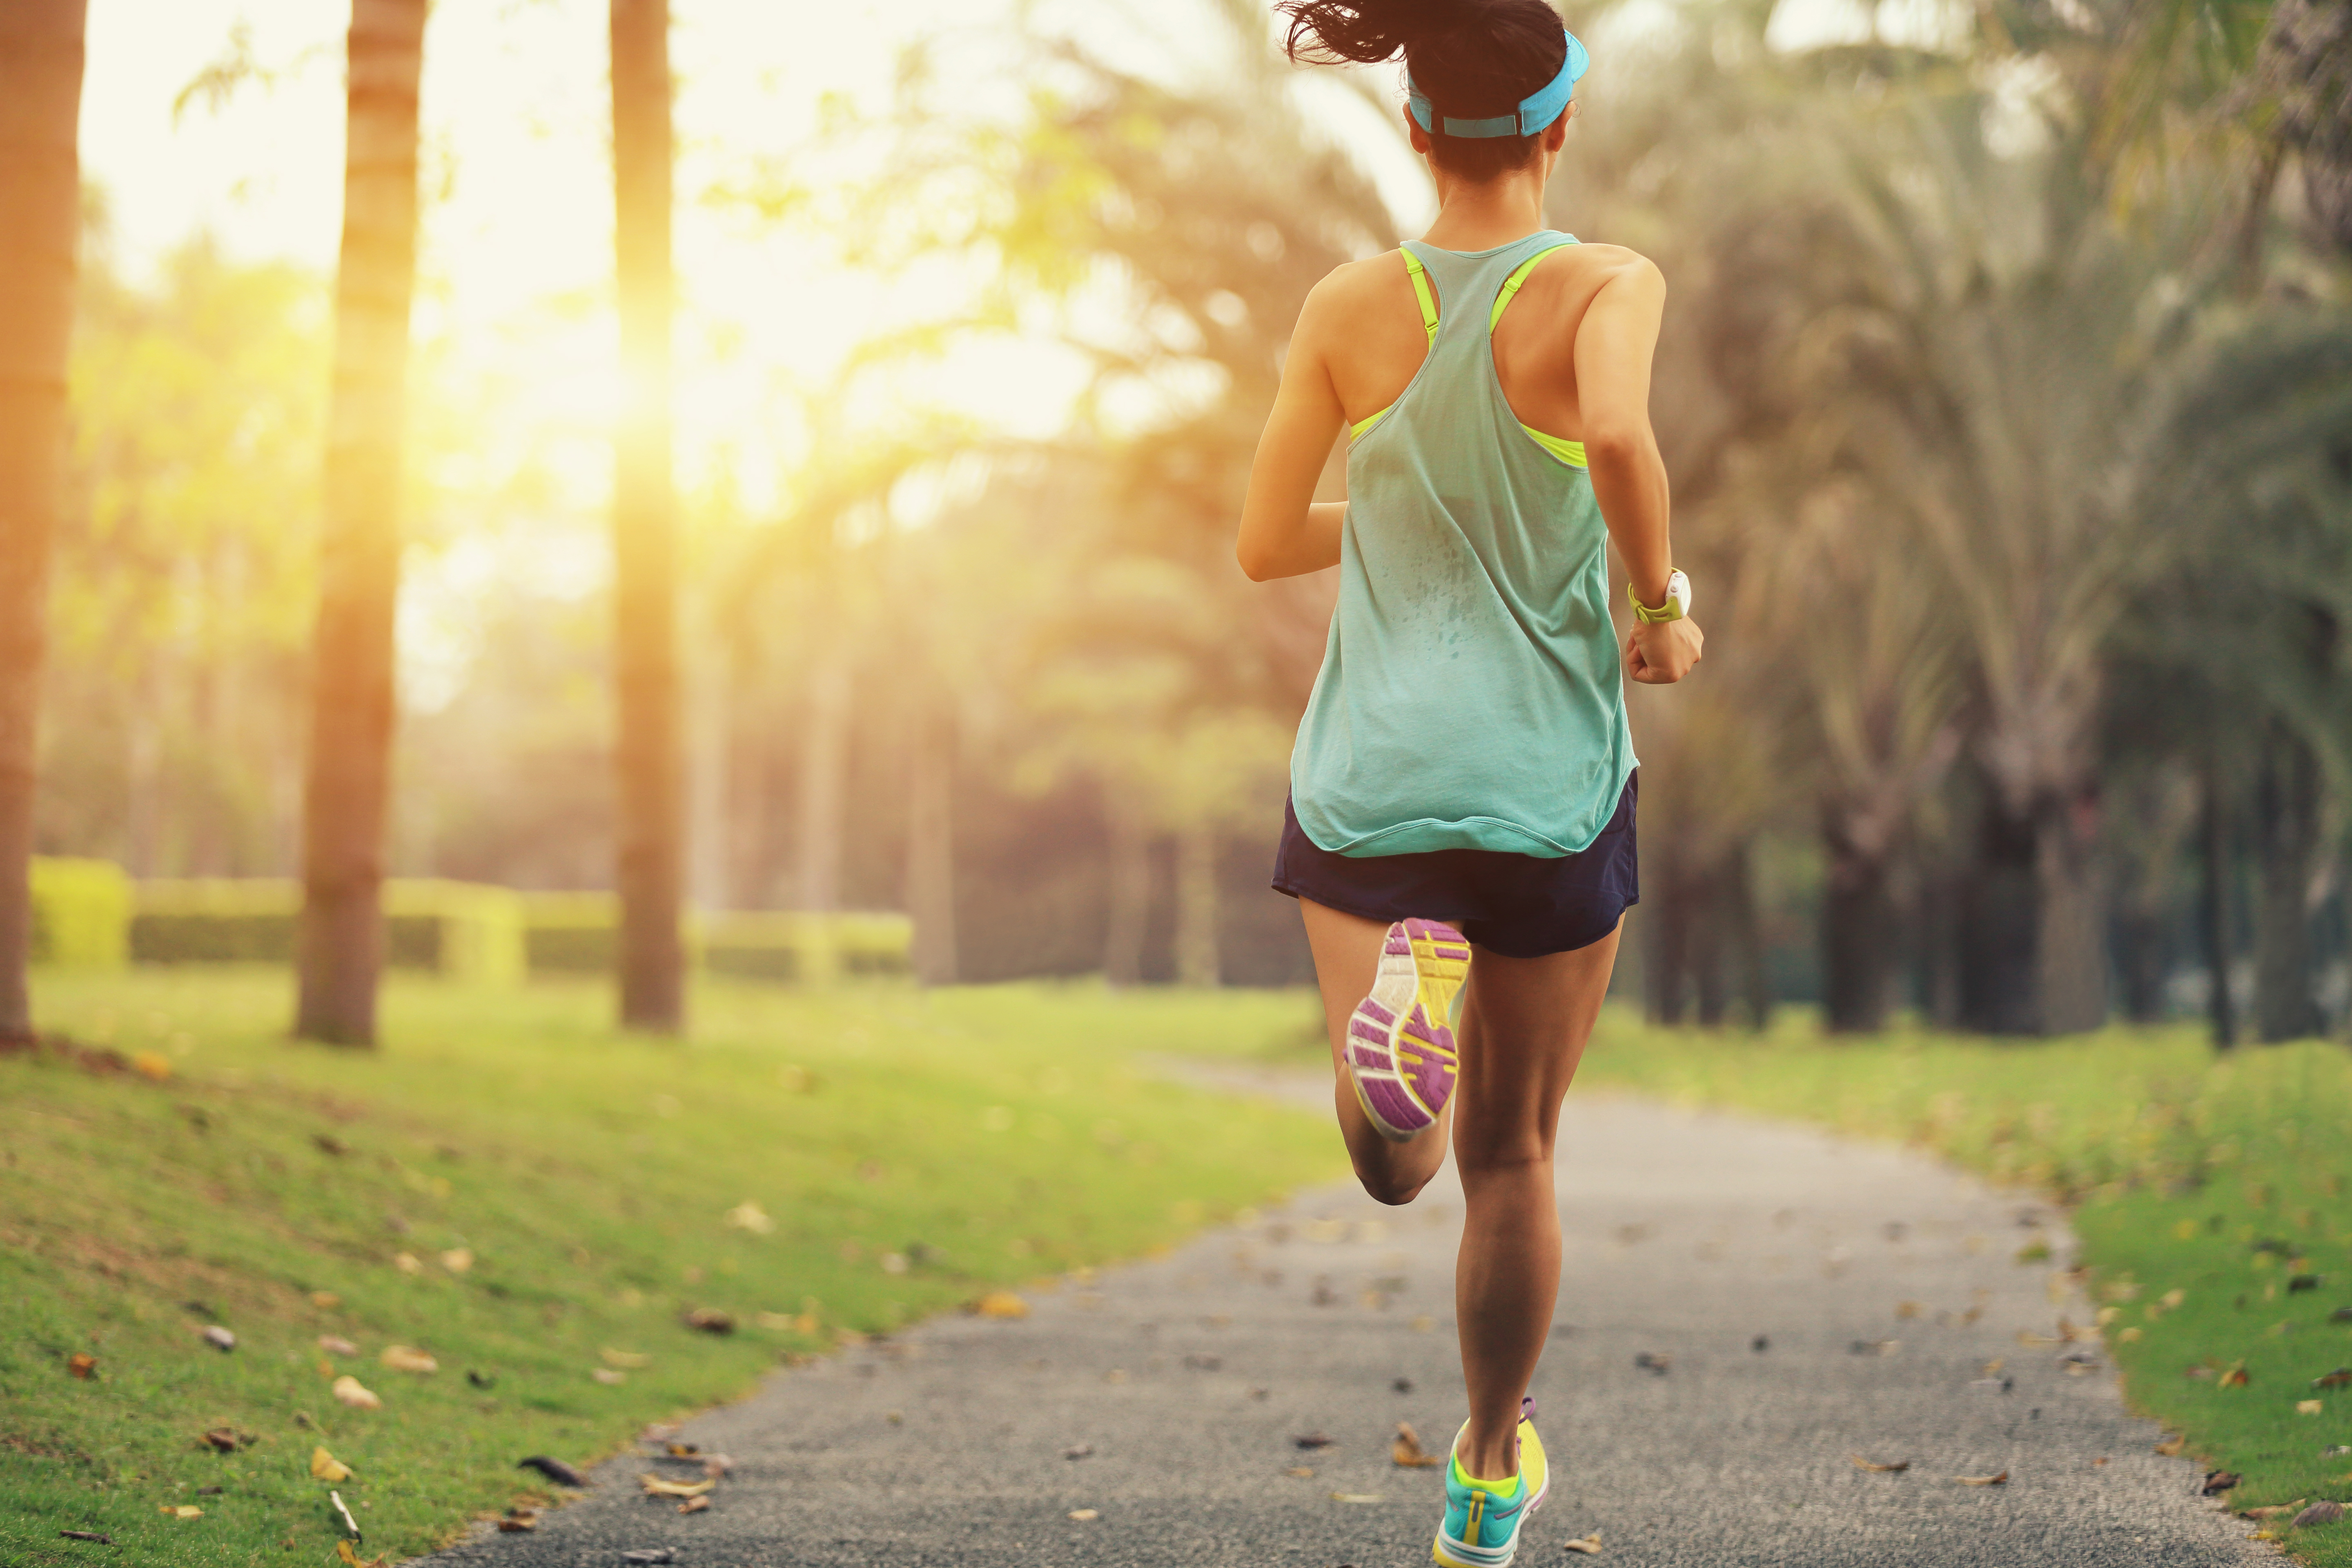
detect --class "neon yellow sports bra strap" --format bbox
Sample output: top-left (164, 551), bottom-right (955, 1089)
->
top-left (1489, 243), bottom-right (1576, 332)
top-left (1401, 250), bottom-right (1439, 344)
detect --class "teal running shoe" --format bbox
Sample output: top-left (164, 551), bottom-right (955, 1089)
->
top-left (1432, 1396), bottom-right (1549, 1568)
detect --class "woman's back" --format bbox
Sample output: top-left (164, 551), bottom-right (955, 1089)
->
top-left (1287, 230), bottom-right (1637, 859)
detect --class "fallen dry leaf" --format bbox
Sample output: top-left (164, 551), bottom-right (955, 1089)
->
top-left (676, 1495), bottom-right (710, 1515)
top-left (158, 1505), bottom-right (203, 1519)
top-left (724, 1201), bottom-right (774, 1235)
top-left (1067, 1508), bottom-right (1099, 1521)
top-left (517, 1455), bottom-right (587, 1487)
top-left (318, 1336), bottom-right (359, 1356)
top-left (496, 1514), bottom-right (538, 1533)
top-left (133, 1051), bottom-right (172, 1081)
top-left (394, 1252), bottom-right (423, 1275)
top-left (1329, 1492), bottom-right (1383, 1504)
top-left (440, 1249), bottom-right (473, 1274)
top-left (330, 1375), bottom-right (381, 1410)
top-left (2298, 1400), bottom-right (2325, 1415)
top-left (380, 1345), bottom-right (438, 1374)
top-left (2155, 1433), bottom-right (2187, 1457)
top-left (702, 1455), bottom-right (731, 1479)
top-left (58, 1531), bottom-right (110, 1544)
top-left (1392, 1423), bottom-right (1443, 1468)
top-left (311, 1291), bottom-right (341, 1309)
top-left (2314, 1368), bottom-right (2352, 1391)
top-left (1635, 1352), bottom-right (1672, 1374)
top-left (682, 1308), bottom-right (734, 1334)
top-left (67, 1353), bottom-right (96, 1380)
top-left (330, 1488), bottom-right (362, 1537)
top-left (1294, 1432), bottom-right (1335, 1450)
top-left (1850, 1454), bottom-right (1911, 1473)
top-left (602, 1348), bottom-right (651, 1369)
top-left (1955, 1471), bottom-right (2009, 1486)
top-left (335, 1541), bottom-right (390, 1568)
top-left (2016, 1330), bottom-right (2060, 1349)
top-left (974, 1291), bottom-right (1029, 1320)
top-left (1286, 1467), bottom-right (1316, 1478)
top-left (200, 1427), bottom-right (239, 1453)
top-left (638, 1473), bottom-right (715, 1498)
top-left (1063, 1444), bottom-right (1094, 1460)
top-left (2242, 1501), bottom-right (2308, 1521)
top-left (2202, 1470), bottom-right (2242, 1495)
top-left (199, 1325), bottom-right (236, 1352)
top-left (1895, 1301), bottom-right (1922, 1319)
top-left (2219, 1368), bottom-right (2250, 1388)
top-left (310, 1446), bottom-right (353, 1482)
top-left (1562, 1532), bottom-right (1604, 1554)
top-left (594, 1368), bottom-right (627, 1385)
top-left (2293, 1501), bottom-right (2345, 1528)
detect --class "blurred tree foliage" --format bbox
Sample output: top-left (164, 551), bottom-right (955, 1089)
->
top-left (32, 0), bottom-right (2352, 1023)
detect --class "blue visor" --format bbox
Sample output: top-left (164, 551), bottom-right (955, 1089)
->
top-left (1408, 28), bottom-right (1588, 138)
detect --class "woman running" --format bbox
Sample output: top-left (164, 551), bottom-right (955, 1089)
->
top-left (1237, 2), bottom-right (1701, 1562)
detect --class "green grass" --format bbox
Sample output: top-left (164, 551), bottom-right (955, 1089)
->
top-left (1570, 1009), bottom-right (2352, 1564)
top-left (1, 969), bottom-right (1339, 1566)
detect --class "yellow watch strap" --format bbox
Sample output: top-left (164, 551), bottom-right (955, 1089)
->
top-left (1628, 579), bottom-right (1683, 624)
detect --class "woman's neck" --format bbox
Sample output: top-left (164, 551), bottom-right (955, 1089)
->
top-left (1419, 162), bottom-right (1553, 252)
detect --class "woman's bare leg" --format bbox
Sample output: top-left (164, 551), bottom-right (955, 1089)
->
top-left (1449, 922), bottom-right (1621, 1481)
top-left (1299, 898), bottom-right (1452, 1205)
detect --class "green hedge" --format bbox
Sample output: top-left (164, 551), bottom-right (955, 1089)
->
top-left (520, 895), bottom-right (912, 982)
top-left (27, 858), bottom-right (133, 967)
top-left (130, 878), bottom-right (526, 985)
top-left (33, 866), bottom-right (906, 987)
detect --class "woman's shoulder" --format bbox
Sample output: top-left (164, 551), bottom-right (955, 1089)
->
top-left (1548, 240), bottom-right (1662, 286)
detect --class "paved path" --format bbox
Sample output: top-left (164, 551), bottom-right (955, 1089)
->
top-left (426, 1074), bottom-right (2263, 1568)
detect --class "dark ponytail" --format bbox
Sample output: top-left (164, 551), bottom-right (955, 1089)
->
top-left (1277, 0), bottom-right (1570, 181)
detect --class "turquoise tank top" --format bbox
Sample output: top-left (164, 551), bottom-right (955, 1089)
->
top-left (1290, 230), bottom-right (1637, 858)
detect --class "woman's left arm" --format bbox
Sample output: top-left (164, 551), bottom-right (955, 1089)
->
top-left (1237, 283), bottom-right (1348, 582)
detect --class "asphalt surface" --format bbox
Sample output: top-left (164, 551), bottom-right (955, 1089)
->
top-left (423, 1070), bottom-right (2265, 1568)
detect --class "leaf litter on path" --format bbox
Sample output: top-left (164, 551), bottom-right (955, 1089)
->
top-left (380, 1345), bottom-right (437, 1374)
top-left (1850, 1454), bottom-right (1911, 1473)
top-left (1392, 1423), bottom-right (1444, 1468)
top-left (1293, 1432), bottom-right (1334, 1449)
top-left (1954, 1471), bottom-right (2009, 1486)
top-left (311, 1446), bottom-right (353, 1481)
top-left (1562, 1531), bottom-right (1603, 1554)
top-left (331, 1375), bottom-right (381, 1410)
top-left (518, 1455), bottom-right (587, 1487)
top-left (676, 1495), bottom-right (710, 1514)
top-left (639, 1473), bottom-right (714, 1498)
top-left (336, 1542), bottom-right (388, 1568)
top-left (1329, 1492), bottom-right (1383, 1504)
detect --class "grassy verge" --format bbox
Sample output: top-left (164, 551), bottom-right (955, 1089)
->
top-left (1569, 1010), bottom-right (2352, 1564)
top-left (1, 969), bottom-right (1339, 1566)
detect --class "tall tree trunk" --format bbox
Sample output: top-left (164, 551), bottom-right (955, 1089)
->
top-left (2034, 789), bottom-right (2108, 1035)
top-left (793, 655), bottom-right (849, 913)
top-left (904, 697), bottom-right (957, 986)
top-left (2200, 756), bottom-right (2237, 1049)
top-left (0, 0), bottom-right (86, 1045)
top-left (1725, 846), bottom-right (1770, 1031)
top-left (1644, 848), bottom-right (1690, 1026)
top-left (1957, 797), bottom-right (2039, 1035)
top-left (1821, 817), bottom-right (1895, 1033)
top-left (2253, 723), bottom-right (2323, 1042)
top-left (294, 0), bottom-right (424, 1047)
top-left (1690, 862), bottom-right (1728, 1027)
top-left (1173, 823), bottom-right (1220, 987)
top-left (1101, 786), bottom-right (1149, 987)
top-left (611, 0), bottom-right (682, 1031)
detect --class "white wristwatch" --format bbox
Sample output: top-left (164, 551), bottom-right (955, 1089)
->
top-left (1628, 569), bottom-right (1691, 625)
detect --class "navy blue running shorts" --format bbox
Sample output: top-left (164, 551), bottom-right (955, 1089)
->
top-left (1271, 772), bottom-right (1638, 959)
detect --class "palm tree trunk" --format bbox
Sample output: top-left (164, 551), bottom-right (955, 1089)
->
top-left (2253, 723), bottom-right (2323, 1042)
top-left (611, 0), bottom-right (683, 1031)
top-left (1173, 823), bottom-right (1220, 987)
top-left (1821, 816), bottom-right (1895, 1033)
top-left (2200, 755), bottom-right (2237, 1049)
top-left (1957, 797), bottom-right (2039, 1036)
top-left (294, 0), bottom-right (425, 1047)
top-left (793, 654), bottom-right (850, 914)
top-left (2034, 791), bottom-right (2109, 1035)
top-left (0, 0), bottom-right (86, 1045)
top-left (1101, 786), bottom-right (1149, 987)
top-left (904, 696), bottom-right (957, 986)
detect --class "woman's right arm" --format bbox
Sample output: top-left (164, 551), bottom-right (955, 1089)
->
top-left (1237, 281), bottom-right (1349, 582)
